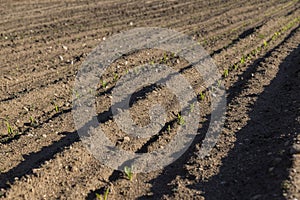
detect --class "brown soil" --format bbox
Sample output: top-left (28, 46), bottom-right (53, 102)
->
top-left (0, 0), bottom-right (299, 199)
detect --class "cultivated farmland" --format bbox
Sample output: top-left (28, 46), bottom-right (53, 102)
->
top-left (0, 0), bottom-right (300, 199)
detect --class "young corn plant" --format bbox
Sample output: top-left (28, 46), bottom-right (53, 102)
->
top-left (217, 80), bottom-right (222, 88)
top-left (167, 124), bottom-right (171, 133)
top-left (124, 166), bottom-right (133, 181)
top-left (6, 121), bottom-right (13, 136)
top-left (30, 116), bottom-right (37, 127)
top-left (190, 103), bottom-right (195, 112)
top-left (55, 105), bottom-right (59, 112)
top-left (199, 91), bottom-right (205, 101)
top-left (101, 80), bottom-right (108, 89)
top-left (113, 73), bottom-right (119, 82)
top-left (161, 53), bottom-right (169, 64)
top-left (232, 64), bottom-right (239, 70)
top-left (240, 55), bottom-right (246, 64)
top-left (177, 113), bottom-right (185, 125)
top-left (96, 188), bottom-right (110, 200)
top-left (223, 69), bottom-right (229, 78)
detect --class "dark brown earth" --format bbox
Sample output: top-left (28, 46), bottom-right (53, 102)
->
top-left (0, 0), bottom-right (300, 199)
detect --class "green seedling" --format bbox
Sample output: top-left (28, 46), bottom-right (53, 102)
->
top-left (150, 60), bottom-right (155, 65)
top-left (251, 49), bottom-right (257, 56)
top-left (223, 69), bottom-right (229, 78)
top-left (217, 80), bottom-right (222, 87)
top-left (124, 166), bottom-right (133, 181)
top-left (170, 52), bottom-right (175, 58)
top-left (113, 73), bottom-right (119, 82)
top-left (30, 116), bottom-right (37, 126)
top-left (96, 188), bottom-right (110, 200)
top-left (263, 40), bottom-right (268, 47)
top-left (257, 46), bottom-right (262, 52)
top-left (258, 33), bottom-right (265, 39)
top-left (199, 91), bottom-right (205, 101)
top-left (232, 64), bottom-right (239, 70)
top-left (55, 105), bottom-right (59, 112)
top-left (161, 53), bottom-right (169, 63)
top-left (272, 32), bottom-right (280, 40)
top-left (6, 121), bottom-right (13, 135)
top-left (101, 80), bottom-right (108, 89)
top-left (74, 90), bottom-right (80, 99)
top-left (240, 55), bottom-right (246, 64)
top-left (247, 54), bottom-right (252, 60)
top-left (167, 124), bottom-right (171, 132)
top-left (177, 113), bottom-right (185, 125)
top-left (190, 103), bottom-right (195, 112)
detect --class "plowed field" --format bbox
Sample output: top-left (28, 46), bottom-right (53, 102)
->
top-left (0, 0), bottom-right (300, 199)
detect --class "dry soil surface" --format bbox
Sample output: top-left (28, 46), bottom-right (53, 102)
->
top-left (0, 0), bottom-right (300, 199)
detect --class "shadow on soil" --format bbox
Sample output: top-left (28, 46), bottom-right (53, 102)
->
top-left (137, 27), bottom-right (300, 199)
top-left (1, 24), bottom-right (299, 200)
top-left (0, 131), bottom-right (79, 190)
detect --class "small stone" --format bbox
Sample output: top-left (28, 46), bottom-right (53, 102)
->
top-left (62, 45), bottom-right (68, 50)
top-left (59, 55), bottom-right (63, 61)
top-left (123, 136), bottom-right (130, 142)
top-left (290, 144), bottom-right (300, 154)
top-left (42, 134), bottom-right (47, 138)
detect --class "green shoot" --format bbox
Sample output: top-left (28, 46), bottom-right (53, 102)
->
top-left (96, 188), bottom-right (110, 200)
top-left (55, 105), bottom-right (59, 112)
top-left (30, 116), bottom-right (37, 126)
top-left (263, 40), bottom-right (267, 47)
top-left (74, 90), bottom-right (80, 99)
top-left (199, 91), bottom-right (205, 101)
top-left (223, 69), bottom-right (229, 78)
top-left (257, 46), bottom-right (262, 52)
top-left (217, 80), bottom-right (222, 88)
top-left (240, 55), bottom-right (246, 64)
top-left (113, 73), bottom-right (119, 82)
top-left (177, 113), bottom-right (185, 125)
top-left (6, 121), bottom-right (13, 135)
top-left (251, 49), bottom-right (257, 56)
top-left (233, 64), bottom-right (238, 70)
top-left (161, 53), bottom-right (169, 63)
top-left (167, 124), bottom-right (171, 132)
top-left (170, 52), bottom-right (176, 59)
top-left (272, 32), bottom-right (280, 40)
top-left (258, 33), bottom-right (265, 39)
top-left (190, 103), bottom-right (194, 112)
top-left (101, 80), bottom-right (108, 89)
top-left (124, 166), bottom-right (133, 181)
top-left (247, 54), bottom-right (252, 60)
